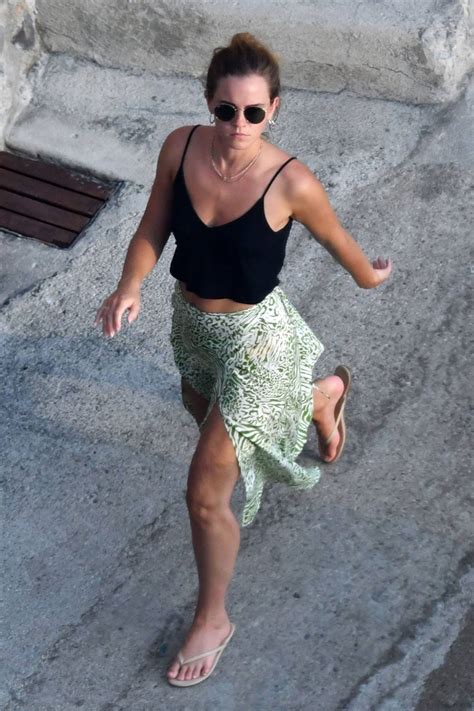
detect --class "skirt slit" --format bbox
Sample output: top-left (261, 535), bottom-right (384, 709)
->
top-left (170, 281), bottom-right (325, 527)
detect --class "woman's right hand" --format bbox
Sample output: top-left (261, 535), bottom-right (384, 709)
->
top-left (93, 280), bottom-right (141, 338)
top-left (370, 256), bottom-right (392, 287)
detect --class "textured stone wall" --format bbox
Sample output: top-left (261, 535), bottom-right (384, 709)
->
top-left (0, 0), bottom-right (42, 150)
top-left (1, 0), bottom-right (473, 148)
top-left (33, 0), bottom-right (474, 103)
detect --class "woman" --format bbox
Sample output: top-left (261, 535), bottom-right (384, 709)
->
top-left (94, 33), bottom-right (391, 687)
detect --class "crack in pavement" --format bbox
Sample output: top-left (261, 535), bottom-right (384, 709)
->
top-left (337, 549), bottom-right (474, 710)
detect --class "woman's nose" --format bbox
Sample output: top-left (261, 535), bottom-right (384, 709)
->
top-left (233, 108), bottom-right (248, 126)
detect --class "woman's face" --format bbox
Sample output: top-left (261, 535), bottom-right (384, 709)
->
top-left (206, 73), bottom-right (279, 145)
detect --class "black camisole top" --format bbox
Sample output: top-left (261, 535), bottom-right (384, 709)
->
top-left (169, 124), bottom-right (297, 304)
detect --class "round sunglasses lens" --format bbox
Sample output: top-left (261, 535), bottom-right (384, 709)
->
top-left (245, 107), bottom-right (266, 123)
top-left (214, 104), bottom-right (235, 121)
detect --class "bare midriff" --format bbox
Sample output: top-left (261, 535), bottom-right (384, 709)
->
top-left (178, 280), bottom-right (257, 314)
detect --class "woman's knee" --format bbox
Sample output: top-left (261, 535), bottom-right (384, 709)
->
top-left (186, 409), bottom-right (240, 524)
top-left (186, 452), bottom-right (238, 516)
top-left (186, 483), bottom-right (228, 526)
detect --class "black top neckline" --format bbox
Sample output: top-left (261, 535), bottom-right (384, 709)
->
top-left (173, 124), bottom-right (295, 234)
top-left (175, 163), bottom-right (293, 234)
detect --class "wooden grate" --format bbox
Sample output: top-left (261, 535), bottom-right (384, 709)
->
top-left (0, 151), bottom-right (119, 249)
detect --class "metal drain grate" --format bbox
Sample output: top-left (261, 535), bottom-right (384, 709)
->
top-left (0, 151), bottom-right (119, 249)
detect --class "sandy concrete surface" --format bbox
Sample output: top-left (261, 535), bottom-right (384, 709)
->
top-left (1, 32), bottom-right (473, 711)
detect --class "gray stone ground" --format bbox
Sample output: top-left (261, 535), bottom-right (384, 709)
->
top-left (1, 52), bottom-right (473, 711)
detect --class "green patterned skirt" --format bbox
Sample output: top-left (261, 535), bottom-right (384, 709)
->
top-left (170, 281), bottom-right (325, 527)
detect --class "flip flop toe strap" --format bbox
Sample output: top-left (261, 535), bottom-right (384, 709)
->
top-left (178, 640), bottom-right (228, 666)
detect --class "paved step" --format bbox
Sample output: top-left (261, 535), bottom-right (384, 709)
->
top-left (2, 1), bottom-right (472, 152)
top-left (32, 0), bottom-right (474, 103)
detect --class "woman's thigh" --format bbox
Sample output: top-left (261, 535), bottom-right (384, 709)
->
top-left (187, 400), bottom-right (241, 510)
top-left (181, 376), bottom-right (209, 428)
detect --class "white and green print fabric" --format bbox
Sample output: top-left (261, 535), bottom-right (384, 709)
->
top-left (170, 281), bottom-right (325, 527)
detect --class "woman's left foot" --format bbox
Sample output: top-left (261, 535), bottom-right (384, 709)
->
top-left (312, 375), bottom-right (345, 462)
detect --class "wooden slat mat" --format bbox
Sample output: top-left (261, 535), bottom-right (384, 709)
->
top-left (0, 151), bottom-right (118, 248)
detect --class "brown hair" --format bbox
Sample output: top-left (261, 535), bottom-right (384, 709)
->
top-left (205, 32), bottom-right (281, 103)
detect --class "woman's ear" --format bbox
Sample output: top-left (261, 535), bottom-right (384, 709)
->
top-left (271, 96), bottom-right (280, 120)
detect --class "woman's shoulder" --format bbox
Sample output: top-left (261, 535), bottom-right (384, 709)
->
top-left (267, 147), bottom-right (318, 197)
top-left (262, 140), bottom-right (309, 175)
top-left (167, 124), bottom-right (200, 141)
top-left (160, 124), bottom-right (199, 154)
top-left (158, 124), bottom-right (200, 178)
top-left (263, 147), bottom-right (326, 221)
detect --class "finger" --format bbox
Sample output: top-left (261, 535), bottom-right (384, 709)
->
top-left (127, 301), bottom-right (140, 323)
top-left (105, 309), bottom-right (115, 337)
top-left (109, 309), bottom-right (119, 336)
top-left (94, 309), bottom-right (104, 326)
top-left (113, 304), bottom-right (128, 333)
top-left (94, 299), bottom-right (110, 326)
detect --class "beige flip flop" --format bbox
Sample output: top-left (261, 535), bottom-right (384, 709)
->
top-left (312, 364), bottom-right (352, 463)
top-left (167, 622), bottom-right (236, 687)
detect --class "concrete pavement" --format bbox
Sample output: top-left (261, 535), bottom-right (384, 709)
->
top-left (1, 6), bottom-right (473, 710)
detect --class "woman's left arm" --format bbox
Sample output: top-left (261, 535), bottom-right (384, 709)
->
top-left (287, 163), bottom-right (392, 289)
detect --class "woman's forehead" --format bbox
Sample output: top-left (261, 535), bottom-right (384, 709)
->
top-left (215, 74), bottom-right (269, 100)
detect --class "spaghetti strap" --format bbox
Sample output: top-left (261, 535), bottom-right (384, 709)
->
top-left (179, 124), bottom-right (200, 171)
top-left (261, 156), bottom-right (297, 198)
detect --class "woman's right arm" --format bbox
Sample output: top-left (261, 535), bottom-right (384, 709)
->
top-left (93, 127), bottom-right (185, 337)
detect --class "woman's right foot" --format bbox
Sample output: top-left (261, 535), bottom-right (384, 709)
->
top-left (312, 375), bottom-right (345, 462)
top-left (167, 614), bottom-right (232, 683)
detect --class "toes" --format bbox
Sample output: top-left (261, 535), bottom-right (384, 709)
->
top-left (167, 658), bottom-right (187, 681)
top-left (318, 429), bottom-right (340, 462)
top-left (167, 655), bottom-right (218, 682)
top-left (167, 627), bottom-right (225, 683)
top-left (178, 663), bottom-right (189, 681)
top-left (326, 437), bottom-right (339, 462)
top-left (188, 662), bottom-right (201, 680)
top-left (327, 435), bottom-right (339, 461)
top-left (186, 663), bottom-right (197, 681)
top-left (194, 663), bottom-right (205, 679)
top-left (167, 659), bottom-right (179, 678)
top-left (202, 660), bottom-right (213, 676)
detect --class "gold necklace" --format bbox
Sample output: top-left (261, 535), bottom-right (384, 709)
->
top-left (210, 135), bottom-right (263, 182)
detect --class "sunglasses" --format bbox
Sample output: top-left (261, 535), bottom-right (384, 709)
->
top-left (214, 102), bottom-right (267, 124)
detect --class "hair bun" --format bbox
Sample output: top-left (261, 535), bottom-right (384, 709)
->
top-left (205, 33), bottom-right (281, 103)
